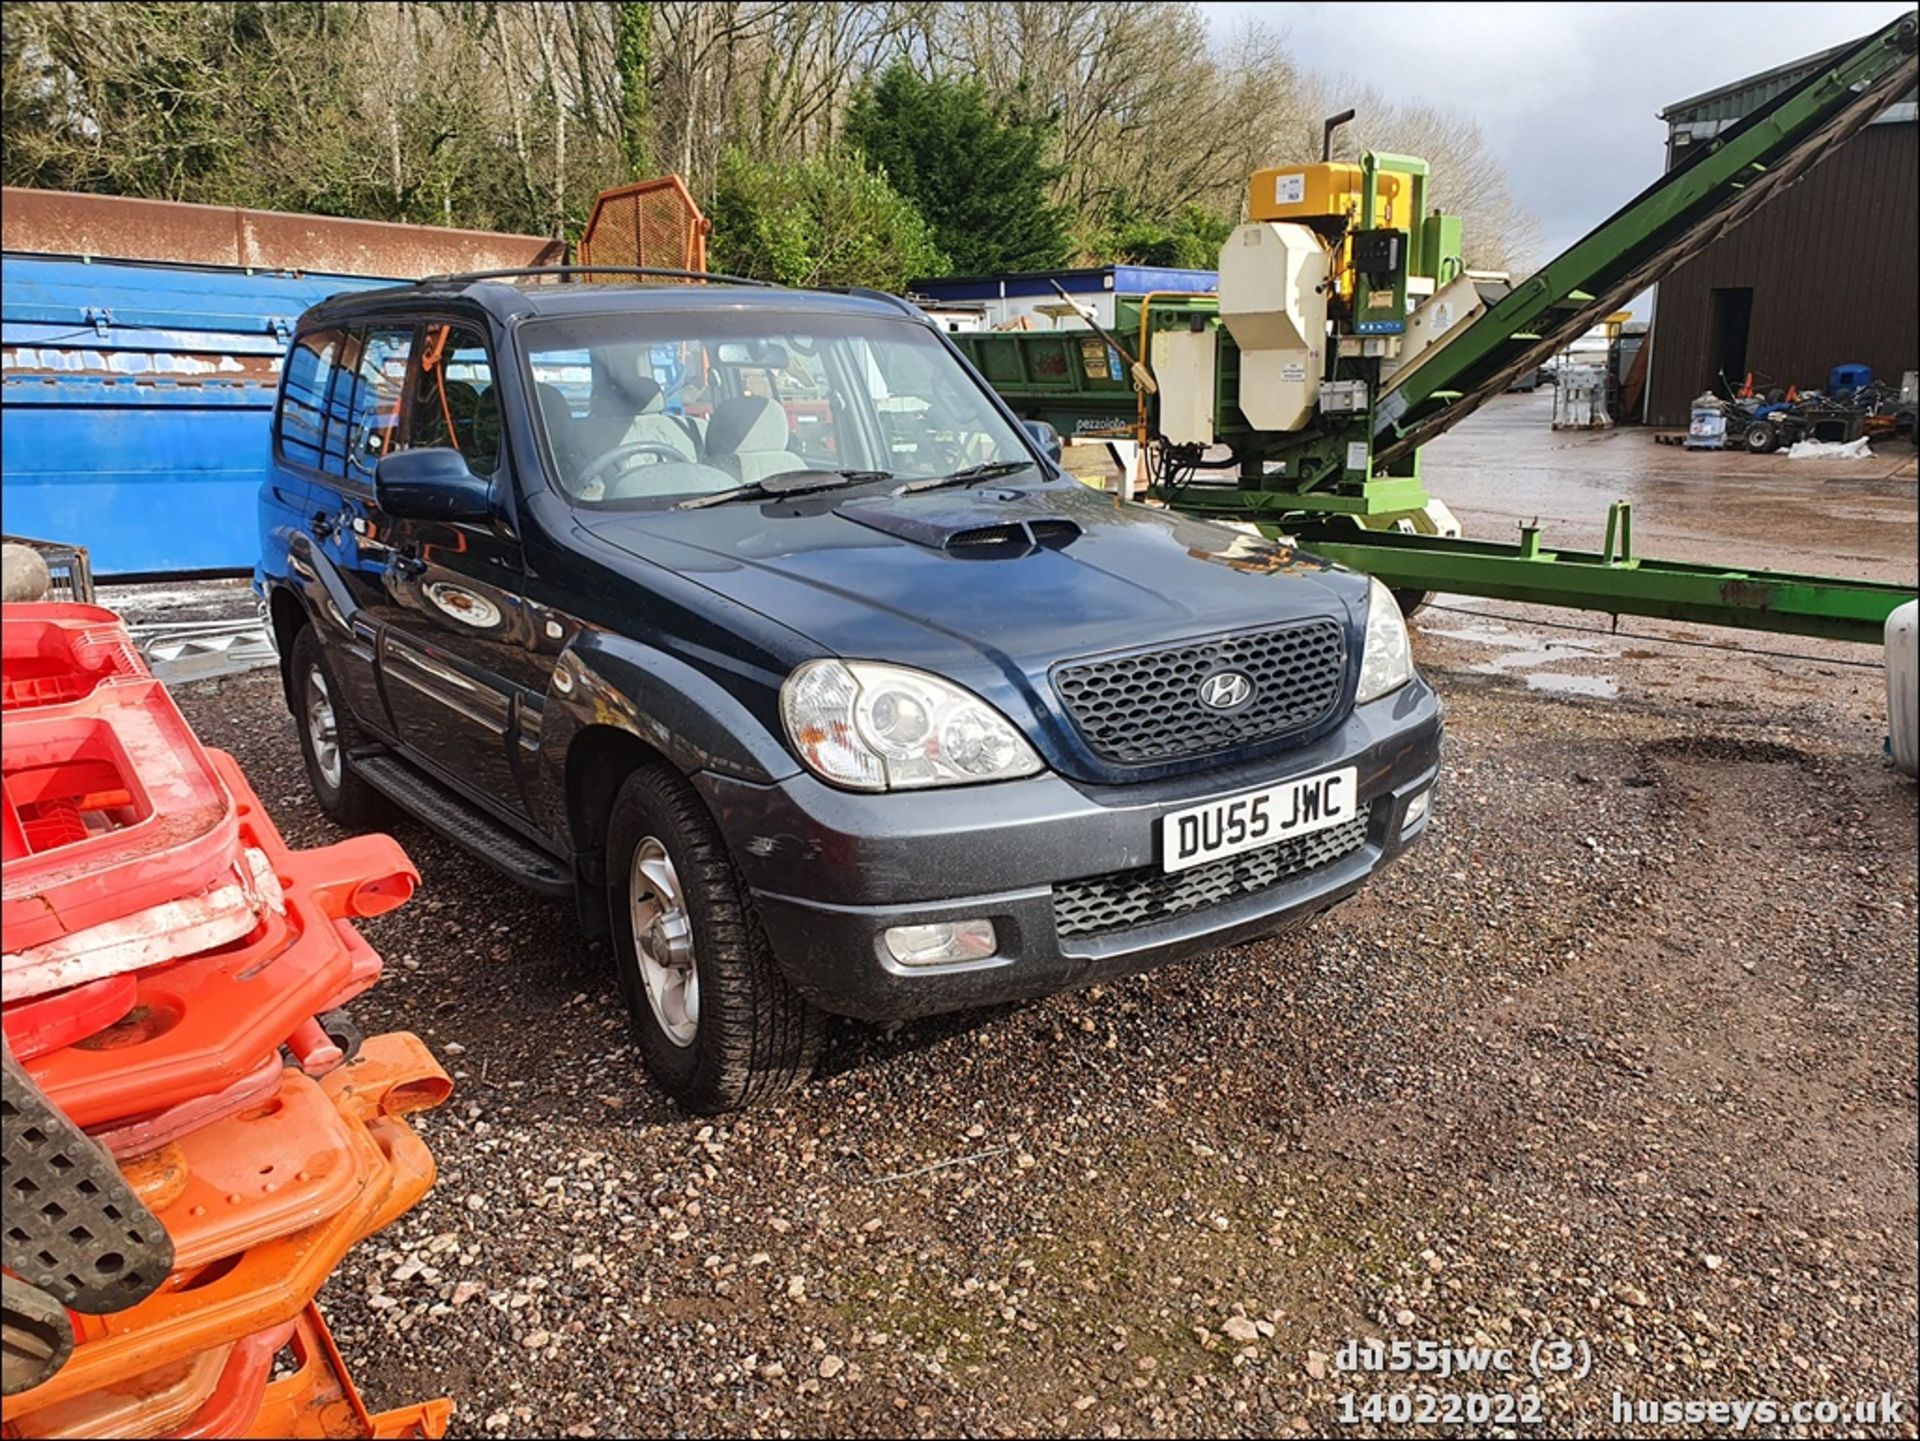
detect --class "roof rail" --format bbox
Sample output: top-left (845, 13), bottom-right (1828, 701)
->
top-left (413, 265), bottom-right (774, 288)
top-left (839, 285), bottom-right (921, 316)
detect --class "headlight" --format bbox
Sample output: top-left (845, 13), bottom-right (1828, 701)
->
top-left (1355, 576), bottom-right (1414, 704)
top-left (781, 659), bottom-right (1043, 791)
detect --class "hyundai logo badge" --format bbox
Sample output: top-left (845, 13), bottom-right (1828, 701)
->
top-left (1198, 670), bottom-right (1254, 711)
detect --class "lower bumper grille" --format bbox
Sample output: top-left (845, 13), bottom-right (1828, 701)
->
top-left (1051, 814), bottom-right (1370, 941)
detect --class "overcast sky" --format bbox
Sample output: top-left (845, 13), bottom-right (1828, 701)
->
top-left (1199, 1), bottom-right (1905, 264)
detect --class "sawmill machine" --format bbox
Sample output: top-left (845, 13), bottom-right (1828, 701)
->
top-left (957, 13), bottom-right (1918, 643)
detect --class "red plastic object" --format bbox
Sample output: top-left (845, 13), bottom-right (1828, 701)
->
top-left (0, 972), bottom-right (137, 1059)
top-left (286, 1017), bottom-right (345, 1075)
top-left (90, 1050), bottom-right (284, 1161)
top-left (21, 756), bottom-right (415, 1131)
top-left (3, 606), bottom-right (243, 982)
top-left (323, 918), bottom-right (386, 1012)
top-left (0, 603), bottom-right (145, 713)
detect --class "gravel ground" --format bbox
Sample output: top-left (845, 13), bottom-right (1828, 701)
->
top-left (164, 610), bottom-right (1917, 1438)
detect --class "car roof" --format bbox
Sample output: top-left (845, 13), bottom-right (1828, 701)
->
top-left (298, 273), bottom-right (922, 332)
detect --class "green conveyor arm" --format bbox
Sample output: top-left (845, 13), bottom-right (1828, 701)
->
top-left (1373, 14), bottom-right (1918, 467)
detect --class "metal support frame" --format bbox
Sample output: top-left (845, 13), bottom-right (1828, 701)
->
top-left (1292, 503), bottom-right (1910, 645)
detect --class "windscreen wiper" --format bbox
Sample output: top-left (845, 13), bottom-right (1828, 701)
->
top-left (892, 460), bottom-right (1037, 495)
top-left (676, 469), bottom-right (891, 510)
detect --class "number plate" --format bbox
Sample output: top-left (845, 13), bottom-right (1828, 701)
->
top-left (1161, 767), bottom-right (1358, 874)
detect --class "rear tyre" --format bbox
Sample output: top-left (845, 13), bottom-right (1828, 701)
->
top-left (1744, 420), bottom-right (1780, 454)
top-left (606, 765), bottom-right (825, 1113)
top-left (289, 626), bottom-right (390, 828)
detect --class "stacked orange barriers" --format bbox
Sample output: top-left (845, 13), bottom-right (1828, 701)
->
top-left (2, 604), bottom-right (453, 1438)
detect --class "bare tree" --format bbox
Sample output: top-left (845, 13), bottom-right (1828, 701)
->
top-left (1, 0), bottom-right (1541, 269)
top-left (1343, 91), bottom-right (1545, 273)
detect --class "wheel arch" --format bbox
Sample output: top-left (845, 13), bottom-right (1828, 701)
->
top-left (268, 584), bottom-right (311, 709)
top-left (565, 724), bottom-right (674, 888)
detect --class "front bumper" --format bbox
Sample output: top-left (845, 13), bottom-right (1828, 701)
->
top-left (695, 678), bottom-right (1442, 1022)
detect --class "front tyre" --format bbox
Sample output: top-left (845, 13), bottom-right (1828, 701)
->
top-left (606, 766), bottom-right (825, 1113)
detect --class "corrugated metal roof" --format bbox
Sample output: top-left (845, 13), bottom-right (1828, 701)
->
top-left (1661, 39), bottom-right (1916, 128)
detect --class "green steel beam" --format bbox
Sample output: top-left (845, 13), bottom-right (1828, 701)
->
top-left (1171, 477), bottom-right (1429, 517)
top-left (1292, 510), bottom-right (1913, 645)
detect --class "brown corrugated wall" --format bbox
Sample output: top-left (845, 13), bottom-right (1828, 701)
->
top-left (1646, 122), bottom-right (1918, 426)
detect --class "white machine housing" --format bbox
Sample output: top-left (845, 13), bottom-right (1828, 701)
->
top-left (1149, 328), bottom-right (1217, 446)
top-left (1218, 222), bottom-right (1329, 432)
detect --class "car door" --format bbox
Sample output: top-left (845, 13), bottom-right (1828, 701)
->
top-left (272, 323), bottom-right (397, 733)
top-left (371, 318), bottom-right (529, 811)
top-left (303, 322), bottom-right (418, 736)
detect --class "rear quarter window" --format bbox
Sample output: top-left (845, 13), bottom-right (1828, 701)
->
top-left (278, 327), bottom-right (344, 470)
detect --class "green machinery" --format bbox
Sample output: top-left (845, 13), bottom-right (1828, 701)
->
top-left (955, 15), bottom-right (1918, 644)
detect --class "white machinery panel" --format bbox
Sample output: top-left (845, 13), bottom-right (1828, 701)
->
top-left (1382, 270), bottom-right (1498, 386)
top-left (1218, 222), bottom-right (1328, 432)
top-left (1150, 328), bottom-right (1218, 445)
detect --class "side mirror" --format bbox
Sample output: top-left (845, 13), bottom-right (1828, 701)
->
top-left (1022, 419), bottom-right (1064, 465)
top-left (375, 448), bottom-right (492, 523)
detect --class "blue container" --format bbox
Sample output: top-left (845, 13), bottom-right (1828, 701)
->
top-left (1827, 363), bottom-right (1872, 397)
top-left (1, 255), bottom-right (396, 574)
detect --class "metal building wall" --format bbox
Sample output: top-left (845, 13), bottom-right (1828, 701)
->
top-left (1647, 122), bottom-right (1918, 426)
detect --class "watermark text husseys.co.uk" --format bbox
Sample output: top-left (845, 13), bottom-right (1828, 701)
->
top-left (1611, 1391), bottom-right (1907, 1432)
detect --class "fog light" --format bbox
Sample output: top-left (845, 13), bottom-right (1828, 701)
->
top-left (884, 919), bottom-right (997, 966)
top-left (1402, 789), bottom-right (1432, 833)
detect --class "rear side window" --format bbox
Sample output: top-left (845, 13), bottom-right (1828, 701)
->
top-left (408, 323), bottom-right (500, 473)
top-left (345, 326), bottom-right (415, 486)
top-left (278, 328), bottom-right (344, 470)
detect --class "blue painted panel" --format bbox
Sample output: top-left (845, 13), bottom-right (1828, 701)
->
top-left (1, 400), bottom-right (279, 572)
top-left (1, 255), bottom-right (404, 574)
top-left (909, 265), bottom-right (1216, 303)
top-left (0, 256), bottom-right (392, 333)
top-left (1111, 265), bottom-right (1218, 295)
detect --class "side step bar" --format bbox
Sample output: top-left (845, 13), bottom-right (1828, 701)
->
top-left (354, 753), bottom-right (574, 897)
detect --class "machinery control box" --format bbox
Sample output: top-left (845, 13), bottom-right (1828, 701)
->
top-left (1349, 229), bottom-right (1403, 278)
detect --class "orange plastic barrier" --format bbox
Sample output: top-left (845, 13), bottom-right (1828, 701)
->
top-left (241, 1306), bottom-right (451, 1440)
top-left (148, 1069), bottom-right (367, 1270)
top-left (169, 1320), bottom-right (299, 1439)
top-left (6, 1036), bottom-right (447, 1421)
top-left (5, 1340), bottom-right (231, 1439)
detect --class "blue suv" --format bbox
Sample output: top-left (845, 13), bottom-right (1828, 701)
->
top-left (256, 268), bottom-right (1442, 1112)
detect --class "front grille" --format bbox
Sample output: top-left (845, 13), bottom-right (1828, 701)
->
top-left (1052, 815), bottom-right (1369, 940)
top-left (1053, 620), bottom-right (1347, 766)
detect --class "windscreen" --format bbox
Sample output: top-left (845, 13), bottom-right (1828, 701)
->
top-left (518, 308), bottom-right (1031, 507)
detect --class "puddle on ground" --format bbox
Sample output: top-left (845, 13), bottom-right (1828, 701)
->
top-left (1419, 612), bottom-right (1621, 700)
top-left (1520, 670), bottom-right (1619, 699)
